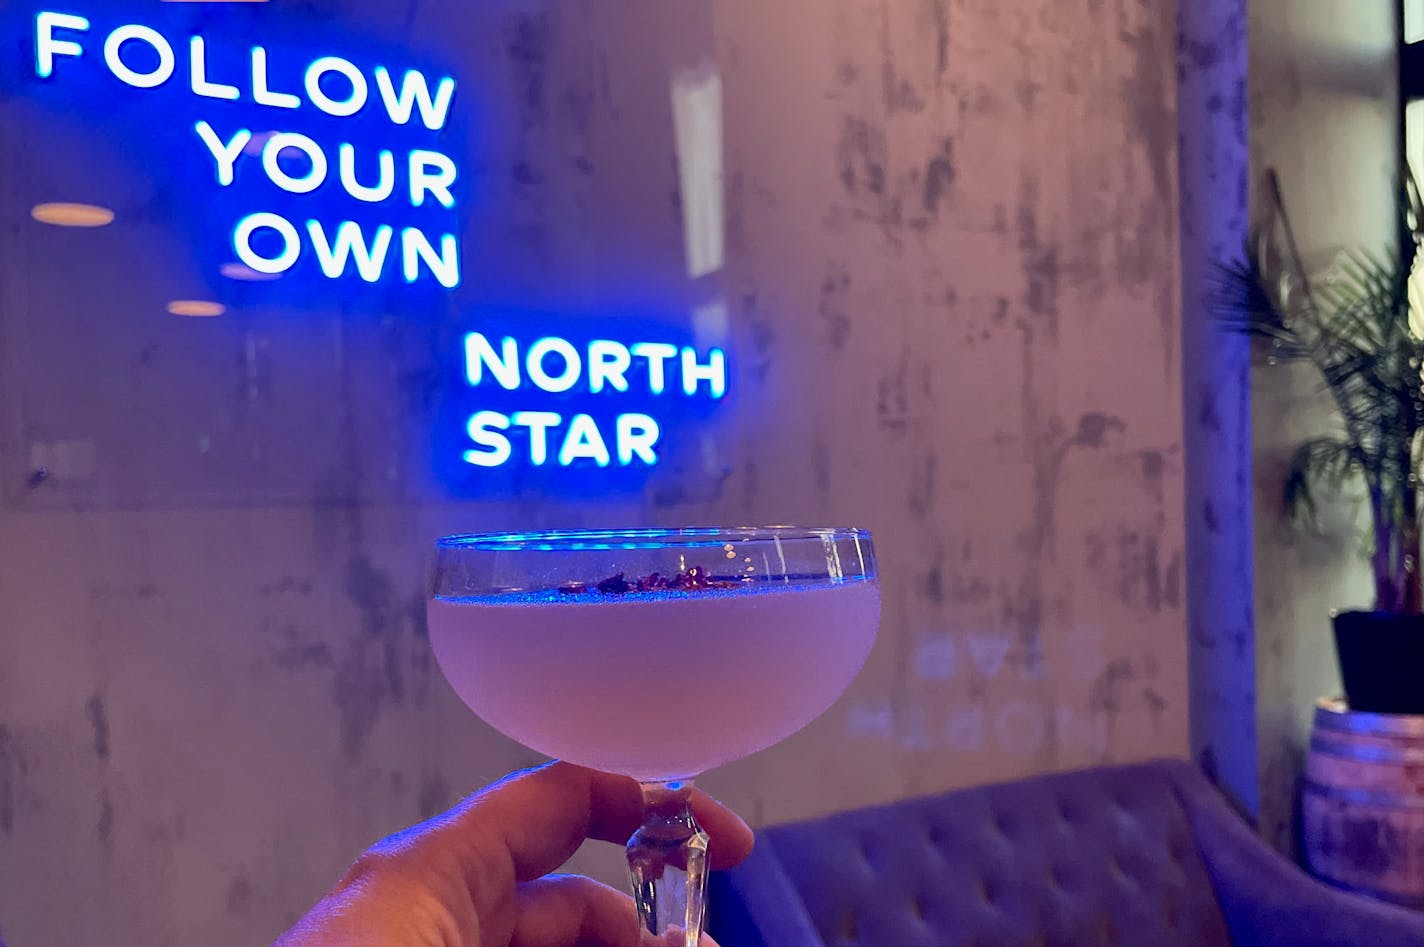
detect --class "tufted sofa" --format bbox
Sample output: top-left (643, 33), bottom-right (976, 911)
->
top-left (708, 759), bottom-right (1424, 947)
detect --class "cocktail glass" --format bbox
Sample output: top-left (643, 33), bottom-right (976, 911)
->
top-left (427, 526), bottom-right (880, 945)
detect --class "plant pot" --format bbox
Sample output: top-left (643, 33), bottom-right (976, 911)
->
top-left (1332, 611), bottom-right (1424, 715)
top-left (1302, 698), bottom-right (1424, 907)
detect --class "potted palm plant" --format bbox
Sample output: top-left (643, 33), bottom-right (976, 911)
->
top-left (1214, 171), bottom-right (1424, 715)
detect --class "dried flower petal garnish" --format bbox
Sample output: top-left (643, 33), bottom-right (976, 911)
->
top-left (560, 567), bottom-right (738, 596)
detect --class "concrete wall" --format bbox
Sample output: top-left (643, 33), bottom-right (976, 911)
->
top-left (1247, 0), bottom-right (1397, 852)
top-left (0, 1), bottom-right (1187, 943)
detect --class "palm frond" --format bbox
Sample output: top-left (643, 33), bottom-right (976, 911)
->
top-left (1283, 436), bottom-right (1360, 526)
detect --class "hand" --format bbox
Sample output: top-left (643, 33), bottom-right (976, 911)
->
top-left (273, 762), bottom-right (754, 947)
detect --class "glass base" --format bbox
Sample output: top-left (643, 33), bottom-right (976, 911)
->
top-left (626, 781), bottom-right (709, 946)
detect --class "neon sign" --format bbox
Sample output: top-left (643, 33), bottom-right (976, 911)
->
top-left (33, 10), bottom-right (461, 288)
top-left (18, 8), bottom-right (735, 484)
top-left (459, 332), bottom-right (728, 469)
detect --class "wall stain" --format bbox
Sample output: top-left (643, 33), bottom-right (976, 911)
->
top-left (1002, 589), bottom-right (1045, 667)
top-left (907, 452), bottom-right (937, 515)
top-left (1116, 530), bottom-right (1167, 611)
top-left (1071, 413), bottom-right (1126, 449)
top-left (1164, 551), bottom-right (1183, 608)
top-left (1085, 533), bottom-right (1108, 571)
top-left (1014, 78), bottom-right (1039, 113)
top-left (1089, 659), bottom-right (1135, 714)
top-left (226, 874), bottom-right (257, 916)
top-left (0, 726), bottom-right (23, 835)
top-left (418, 772), bottom-right (451, 821)
top-left (1143, 533), bottom-right (1162, 610)
top-left (260, 577), bottom-right (314, 596)
top-left (1139, 449), bottom-right (1165, 482)
top-left (878, 3), bottom-right (925, 114)
top-left (1123, 24), bottom-right (1177, 366)
top-left (86, 694), bottom-right (110, 762)
top-left (332, 555), bottom-right (413, 759)
top-left (922, 138), bottom-right (955, 215)
top-left (921, 562), bottom-right (945, 604)
top-left (507, 13), bottom-right (553, 126)
top-left (819, 264), bottom-right (852, 350)
top-left (97, 783), bottom-right (114, 851)
top-left (837, 116), bottom-right (888, 197)
top-left (875, 347), bottom-right (911, 433)
top-left (1143, 687), bottom-right (1168, 726)
top-left (271, 640), bottom-right (335, 672)
top-left (1016, 179), bottom-right (1060, 337)
top-left (930, 0), bottom-right (949, 76)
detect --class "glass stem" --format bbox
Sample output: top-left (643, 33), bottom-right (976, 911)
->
top-left (626, 780), bottom-right (709, 946)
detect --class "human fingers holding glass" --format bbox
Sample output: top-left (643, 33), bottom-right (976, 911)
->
top-left (274, 761), bottom-right (754, 947)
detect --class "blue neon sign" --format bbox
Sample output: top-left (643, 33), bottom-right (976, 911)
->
top-left (32, 10), bottom-right (462, 289)
top-left (457, 331), bottom-right (727, 470)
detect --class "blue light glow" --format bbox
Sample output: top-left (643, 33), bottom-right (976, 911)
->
top-left (103, 23), bottom-right (175, 89)
top-left (450, 330), bottom-right (725, 473)
top-left (588, 340), bottom-right (632, 393)
top-left (460, 410), bottom-right (663, 469)
top-left (234, 212), bottom-right (301, 274)
top-left (262, 132), bottom-right (327, 194)
top-left (681, 347), bottom-right (727, 398)
top-left (304, 55), bottom-right (367, 117)
top-left (195, 121), bottom-right (251, 186)
top-left (307, 221), bottom-right (393, 282)
top-left (629, 342), bottom-right (678, 395)
top-left (31, 12), bottom-right (464, 291)
top-left (339, 144), bottom-right (395, 203)
top-left (560, 415), bottom-right (612, 467)
top-left (190, 36), bottom-right (238, 100)
top-left (464, 411), bottom-right (512, 467)
top-left (250, 46), bottom-right (300, 109)
top-left (512, 411), bottom-right (561, 465)
top-left (35, 12), bottom-right (89, 79)
top-left (526, 337), bottom-right (582, 393)
top-left (465, 335), bottom-right (521, 390)
top-left (408, 150), bottom-right (457, 208)
top-left (373, 66), bottom-right (456, 130)
top-left (400, 228), bottom-right (459, 288)
top-left (616, 414), bottom-right (660, 465)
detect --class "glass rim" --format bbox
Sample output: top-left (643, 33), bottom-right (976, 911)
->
top-left (434, 525), bottom-right (872, 551)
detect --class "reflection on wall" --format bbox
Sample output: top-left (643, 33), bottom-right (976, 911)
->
top-left (0, 0), bottom-right (1186, 944)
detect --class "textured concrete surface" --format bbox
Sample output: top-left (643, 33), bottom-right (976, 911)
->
top-left (0, 1), bottom-right (1187, 943)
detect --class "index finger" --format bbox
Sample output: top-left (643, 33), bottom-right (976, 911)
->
top-left (382, 762), bottom-right (753, 911)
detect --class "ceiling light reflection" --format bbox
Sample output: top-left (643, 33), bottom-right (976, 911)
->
top-left (220, 261), bottom-right (281, 282)
top-left (167, 300), bottom-right (226, 317)
top-left (31, 202), bottom-right (115, 227)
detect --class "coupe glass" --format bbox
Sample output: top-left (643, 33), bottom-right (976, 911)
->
top-left (427, 526), bottom-right (880, 945)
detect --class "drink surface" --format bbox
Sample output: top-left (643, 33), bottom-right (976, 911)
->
top-left (428, 578), bottom-right (880, 781)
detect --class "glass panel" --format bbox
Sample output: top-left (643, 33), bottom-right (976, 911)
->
top-left (1408, 1), bottom-right (1423, 44)
top-left (0, 2), bottom-right (733, 508)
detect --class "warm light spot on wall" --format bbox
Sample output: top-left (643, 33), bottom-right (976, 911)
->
top-left (220, 261), bottom-right (281, 282)
top-left (31, 202), bottom-right (115, 227)
top-left (167, 300), bottom-right (226, 317)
